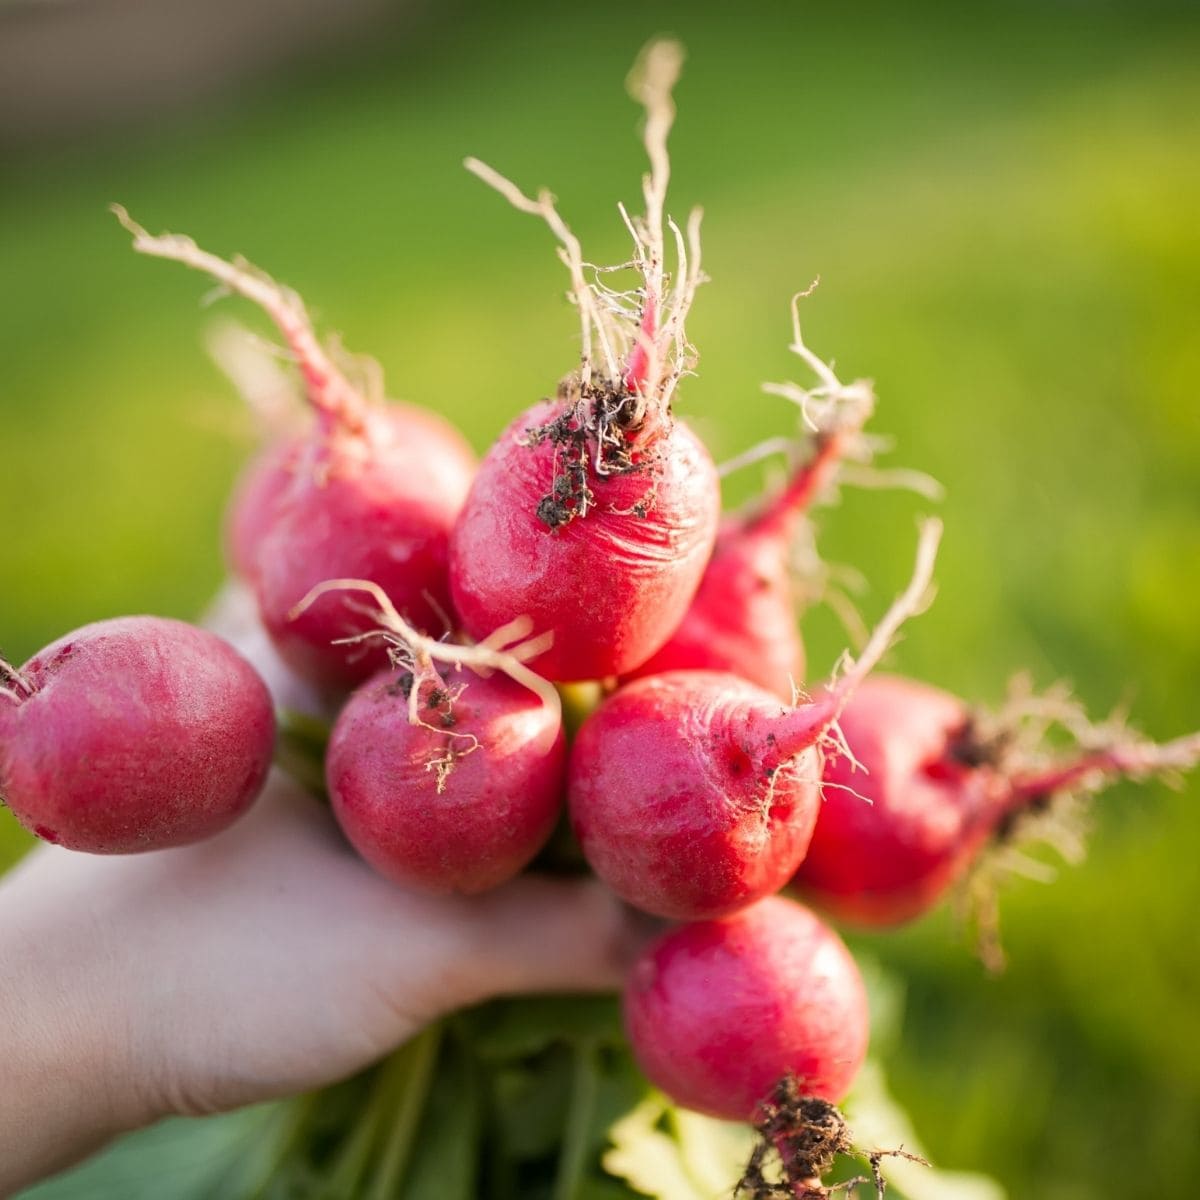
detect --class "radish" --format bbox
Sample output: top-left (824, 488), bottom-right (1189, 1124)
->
top-left (623, 896), bottom-right (869, 1121)
top-left (225, 437), bottom-right (299, 582)
top-left (793, 674), bottom-right (1200, 938)
top-left (113, 208), bottom-right (477, 691)
top-left (568, 520), bottom-right (941, 920)
top-left (0, 618), bottom-right (275, 853)
top-left (300, 580), bottom-right (565, 894)
top-left (626, 292), bottom-right (878, 700)
top-left (449, 41), bottom-right (720, 681)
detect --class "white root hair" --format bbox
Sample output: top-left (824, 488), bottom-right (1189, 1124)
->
top-left (760, 286), bottom-right (877, 436)
top-left (0, 654), bottom-right (33, 702)
top-left (463, 37), bottom-right (704, 417)
top-left (205, 319), bottom-right (305, 437)
top-left (827, 517), bottom-right (943, 711)
top-left (288, 579), bottom-right (562, 760)
top-left (112, 205), bottom-right (369, 434)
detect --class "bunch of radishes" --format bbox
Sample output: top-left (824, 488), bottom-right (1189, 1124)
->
top-left (2, 38), bottom-right (1197, 1196)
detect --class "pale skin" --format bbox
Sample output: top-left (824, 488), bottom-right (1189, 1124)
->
top-left (0, 588), bottom-right (640, 1197)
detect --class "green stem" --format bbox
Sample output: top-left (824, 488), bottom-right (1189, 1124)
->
top-left (322, 1051), bottom-right (415, 1197)
top-left (274, 708), bottom-right (333, 800)
top-left (240, 1093), bottom-right (320, 1199)
top-left (365, 1023), bottom-right (444, 1200)
top-left (552, 1038), bottom-right (599, 1200)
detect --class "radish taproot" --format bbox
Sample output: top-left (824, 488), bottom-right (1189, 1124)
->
top-left (302, 580), bottom-right (565, 894)
top-left (568, 519), bottom-right (941, 920)
top-left (623, 896), bottom-right (869, 1120)
top-left (0, 618), bottom-right (274, 853)
top-left (794, 674), bottom-right (1200, 934)
top-left (626, 292), bottom-right (878, 700)
top-left (449, 41), bottom-right (720, 681)
top-left (113, 207), bottom-right (476, 691)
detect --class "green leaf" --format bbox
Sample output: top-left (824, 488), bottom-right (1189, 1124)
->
top-left (399, 1033), bottom-right (484, 1200)
top-left (668, 1109), bottom-right (754, 1196)
top-left (16, 1106), bottom-right (282, 1200)
top-left (603, 1096), bottom-right (710, 1200)
top-left (461, 995), bottom-right (624, 1063)
top-left (490, 1054), bottom-right (575, 1160)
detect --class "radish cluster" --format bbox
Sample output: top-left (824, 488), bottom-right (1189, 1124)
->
top-left (4, 38), bottom-right (1197, 1193)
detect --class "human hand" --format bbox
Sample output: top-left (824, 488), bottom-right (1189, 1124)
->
top-left (0, 587), bottom-right (639, 1196)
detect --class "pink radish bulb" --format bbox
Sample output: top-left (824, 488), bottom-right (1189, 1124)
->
top-left (569, 521), bottom-right (942, 920)
top-left (450, 399), bottom-right (719, 681)
top-left (300, 579), bottom-right (565, 893)
top-left (0, 618), bottom-right (275, 853)
top-left (628, 295), bottom-right (878, 700)
top-left (624, 896), bottom-right (869, 1120)
top-left (328, 669), bottom-right (564, 894)
top-left (114, 208), bottom-right (476, 690)
top-left (452, 44), bottom-right (718, 681)
top-left (255, 404), bottom-right (475, 689)
top-left (795, 676), bottom-right (1000, 925)
top-left (795, 674), bottom-right (1200, 927)
top-left (622, 445), bottom-right (832, 700)
top-left (569, 669), bottom-right (823, 919)
top-left (225, 436), bottom-right (300, 581)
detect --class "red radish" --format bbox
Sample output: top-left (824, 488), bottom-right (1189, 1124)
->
top-left (450, 43), bottom-right (720, 681)
top-left (627, 293), bottom-right (877, 700)
top-left (450, 403), bottom-right (718, 682)
top-left (568, 520), bottom-right (941, 920)
top-left (225, 436), bottom-right (299, 581)
top-left (113, 207), bottom-right (477, 691)
top-left (794, 674), bottom-right (1200, 930)
top-left (0, 618), bottom-right (274, 853)
top-left (302, 580), bottom-right (564, 894)
top-left (623, 896), bottom-right (869, 1121)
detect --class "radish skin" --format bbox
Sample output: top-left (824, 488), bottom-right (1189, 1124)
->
top-left (327, 669), bottom-right (565, 894)
top-left (450, 400), bottom-right (719, 681)
top-left (624, 897), bottom-right (869, 1120)
top-left (795, 674), bottom-right (1200, 927)
top-left (0, 617), bottom-right (275, 853)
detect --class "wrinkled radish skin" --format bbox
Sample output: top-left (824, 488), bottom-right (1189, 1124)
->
top-left (568, 670), bottom-right (821, 919)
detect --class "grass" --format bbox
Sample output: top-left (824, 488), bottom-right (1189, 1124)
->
top-left (2, 1), bottom-right (1198, 1194)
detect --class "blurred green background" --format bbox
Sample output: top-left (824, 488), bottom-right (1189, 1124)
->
top-left (2, 1), bottom-right (1198, 1196)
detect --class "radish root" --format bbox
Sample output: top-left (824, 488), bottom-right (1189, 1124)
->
top-left (0, 654), bottom-right (33, 703)
top-left (289, 580), bottom-right (562, 772)
top-left (762, 287), bottom-right (876, 438)
top-left (464, 37), bottom-right (704, 418)
top-left (827, 517), bottom-right (942, 713)
top-left (206, 319), bottom-right (305, 437)
top-left (952, 675), bottom-right (1200, 971)
top-left (112, 205), bottom-right (371, 436)
top-left (763, 518), bottom-right (941, 772)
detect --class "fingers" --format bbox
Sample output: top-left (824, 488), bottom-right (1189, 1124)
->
top-left (451, 875), bottom-right (656, 1002)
